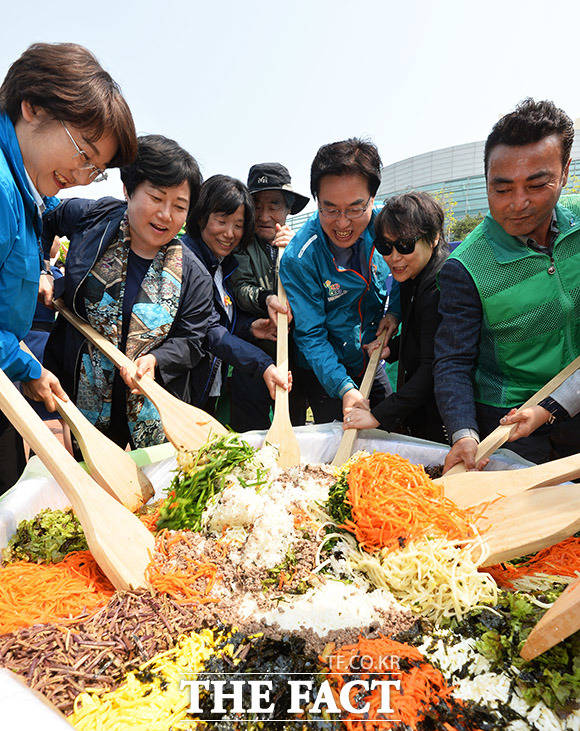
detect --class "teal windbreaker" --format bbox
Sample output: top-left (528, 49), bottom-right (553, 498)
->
top-left (280, 210), bottom-right (400, 399)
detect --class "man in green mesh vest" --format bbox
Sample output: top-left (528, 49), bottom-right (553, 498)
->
top-left (434, 99), bottom-right (580, 473)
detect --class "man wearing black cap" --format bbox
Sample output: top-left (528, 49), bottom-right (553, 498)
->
top-left (229, 162), bottom-right (309, 431)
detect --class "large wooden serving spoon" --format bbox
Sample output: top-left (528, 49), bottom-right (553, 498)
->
top-left (436, 452), bottom-right (580, 508)
top-left (332, 332), bottom-right (387, 467)
top-left (0, 368), bottom-right (154, 590)
top-left (476, 483), bottom-right (580, 567)
top-left (445, 355), bottom-right (580, 476)
top-left (264, 248), bottom-right (300, 468)
top-left (54, 299), bottom-right (227, 452)
top-left (20, 343), bottom-right (153, 511)
top-left (520, 577), bottom-right (580, 660)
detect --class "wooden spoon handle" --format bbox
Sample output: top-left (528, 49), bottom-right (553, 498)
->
top-left (332, 332), bottom-right (387, 467)
top-left (446, 354), bottom-right (580, 475)
top-left (0, 367), bottom-right (154, 590)
top-left (264, 248), bottom-right (300, 468)
top-left (274, 251), bottom-right (290, 415)
top-left (54, 298), bottom-right (181, 410)
top-left (520, 578), bottom-right (580, 660)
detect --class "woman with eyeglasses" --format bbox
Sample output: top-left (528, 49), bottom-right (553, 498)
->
top-left (0, 42), bottom-right (136, 491)
top-left (42, 135), bottom-right (218, 450)
top-left (279, 138), bottom-right (400, 424)
top-left (343, 192), bottom-right (449, 442)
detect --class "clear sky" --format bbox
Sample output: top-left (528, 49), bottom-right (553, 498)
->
top-left (1, 0), bottom-right (579, 208)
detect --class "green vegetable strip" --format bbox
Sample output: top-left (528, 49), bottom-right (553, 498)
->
top-left (156, 435), bottom-right (257, 531)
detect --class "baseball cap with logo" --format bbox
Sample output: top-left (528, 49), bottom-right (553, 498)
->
top-left (247, 162), bottom-right (309, 215)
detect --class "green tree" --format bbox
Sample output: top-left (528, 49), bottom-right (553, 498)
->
top-left (563, 172), bottom-right (580, 195)
top-left (432, 189), bottom-right (457, 239)
top-left (449, 213), bottom-right (484, 241)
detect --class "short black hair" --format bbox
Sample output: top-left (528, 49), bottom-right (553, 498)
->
top-left (375, 191), bottom-right (444, 246)
top-left (484, 98), bottom-right (574, 176)
top-left (310, 138), bottom-right (382, 199)
top-left (187, 174), bottom-right (255, 251)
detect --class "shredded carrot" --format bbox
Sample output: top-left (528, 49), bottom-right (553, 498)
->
top-left (341, 453), bottom-right (482, 553)
top-left (484, 536), bottom-right (580, 588)
top-left (147, 530), bottom-right (220, 605)
top-left (323, 635), bottom-right (459, 730)
top-left (0, 550), bottom-right (114, 634)
top-left (140, 502), bottom-right (164, 532)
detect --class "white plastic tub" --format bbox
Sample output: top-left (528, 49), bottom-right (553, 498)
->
top-left (0, 423), bottom-right (533, 728)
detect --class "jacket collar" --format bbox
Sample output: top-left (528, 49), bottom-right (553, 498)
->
top-left (181, 233), bottom-right (238, 277)
top-left (0, 112), bottom-right (41, 233)
top-left (483, 201), bottom-right (578, 263)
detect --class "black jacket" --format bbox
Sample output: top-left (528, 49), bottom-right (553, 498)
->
top-left (371, 242), bottom-right (450, 442)
top-left (180, 234), bottom-right (273, 406)
top-left (42, 197), bottom-right (218, 404)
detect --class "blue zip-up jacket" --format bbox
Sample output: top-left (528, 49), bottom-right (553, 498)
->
top-left (0, 112), bottom-right (47, 381)
top-left (180, 234), bottom-right (273, 406)
top-left (280, 211), bottom-right (400, 399)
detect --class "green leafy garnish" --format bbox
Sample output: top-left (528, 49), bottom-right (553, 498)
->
top-left (156, 434), bottom-right (258, 531)
top-left (448, 589), bottom-right (580, 713)
top-left (2, 508), bottom-right (88, 564)
top-left (326, 472), bottom-right (351, 525)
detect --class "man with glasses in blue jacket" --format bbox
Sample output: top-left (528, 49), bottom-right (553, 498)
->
top-left (280, 138), bottom-right (400, 424)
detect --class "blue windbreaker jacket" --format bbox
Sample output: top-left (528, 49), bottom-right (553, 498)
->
top-left (280, 211), bottom-right (400, 399)
top-left (0, 112), bottom-right (48, 381)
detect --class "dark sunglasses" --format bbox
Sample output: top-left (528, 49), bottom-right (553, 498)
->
top-left (374, 235), bottom-right (422, 256)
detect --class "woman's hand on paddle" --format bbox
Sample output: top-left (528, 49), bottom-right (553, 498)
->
top-left (22, 367), bottom-right (67, 412)
top-left (443, 437), bottom-right (489, 474)
top-left (120, 355), bottom-right (156, 394)
top-left (376, 313), bottom-right (398, 343)
top-left (364, 337), bottom-right (390, 359)
top-left (343, 406), bottom-right (379, 431)
top-left (263, 364), bottom-right (292, 399)
top-left (342, 388), bottom-right (370, 414)
top-left (501, 406), bottom-right (552, 441)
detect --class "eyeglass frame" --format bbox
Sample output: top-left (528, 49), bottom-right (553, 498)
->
top-left (60, 121), bottom-right (108, 183)
top-left (374, 234), bottom-right (423, 256)
top-left (318, 195), bottom-right (372, 221)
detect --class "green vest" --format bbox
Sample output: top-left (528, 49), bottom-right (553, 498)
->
top-left (449, 195), bottom-right (580, 408)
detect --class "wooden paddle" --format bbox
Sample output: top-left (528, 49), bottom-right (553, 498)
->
top-left (264, 247), bottom-right (300, 468)
top-left (54, 299), bottom-right (227, 452)
top-left (20, 343), bottom-right (153, 512)
top-left (476, 483), bottom-right (580, 567)
top-left (0, 367), bottom-right (154, 590)
top-left (436, 452), bottom-right (580, 508)
top-left (332, 331), bottom-right (387, 467)
top-left (520, 577), bottom-right (580, 660)
top-left (446, 355), bottom-right (580, 475)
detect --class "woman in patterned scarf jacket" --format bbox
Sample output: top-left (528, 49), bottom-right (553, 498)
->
top-left (42, 135), bottom-right (217, 449)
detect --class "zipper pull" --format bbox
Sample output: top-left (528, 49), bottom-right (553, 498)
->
top-left (547, 257), bottom-right (556, 275)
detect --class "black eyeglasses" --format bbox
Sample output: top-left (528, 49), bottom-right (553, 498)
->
top-left (374, 234), bottom-right (422, 256)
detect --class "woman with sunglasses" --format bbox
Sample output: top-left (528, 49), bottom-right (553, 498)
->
top-left (0, 42), bottom-right (136, 491)
top-left (343, 192), bottom-right (449, 442)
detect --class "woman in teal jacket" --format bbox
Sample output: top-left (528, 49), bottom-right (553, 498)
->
top-left (280, 138), bottom-right (400, 423)
top-left (0, 42), bottom-right (136, 491)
